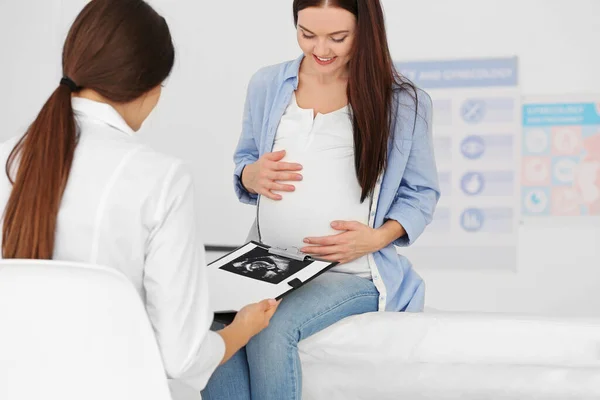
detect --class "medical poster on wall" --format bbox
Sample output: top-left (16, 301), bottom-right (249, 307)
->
top-left (522, 96), bottom-right (600, 217)
top-left (396, 57), bottom-right (520, 270)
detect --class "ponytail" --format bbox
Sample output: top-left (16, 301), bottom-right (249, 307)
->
top-left (2, 83), bottom-right (78, 259)
top-left (2, 0), bottom-right (174, 259)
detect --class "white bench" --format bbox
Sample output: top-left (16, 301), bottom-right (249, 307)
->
top-left (299, 311), bottom-right (600, 399)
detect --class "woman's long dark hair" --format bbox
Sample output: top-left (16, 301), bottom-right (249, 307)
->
top-left (293, 0), bottom-right (417, 202)
top-left (2, 0), bottom-right (175, 259)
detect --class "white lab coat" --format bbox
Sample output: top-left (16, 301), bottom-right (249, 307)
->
top-left (0, 97), bottom-right (224, 392)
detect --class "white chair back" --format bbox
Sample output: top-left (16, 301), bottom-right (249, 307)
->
top-left (0, 260), bottom-right (173, 400)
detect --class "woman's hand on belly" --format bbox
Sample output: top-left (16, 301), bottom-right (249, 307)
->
top-left (300, 220), bottom-right (385, 264)
top-left (242, 150), bottom-right (303, 200)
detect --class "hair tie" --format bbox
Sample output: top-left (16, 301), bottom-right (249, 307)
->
top-left (60, 76), bottom-right (80, 92)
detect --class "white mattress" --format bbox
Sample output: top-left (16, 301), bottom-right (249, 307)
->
top-left (298, 311), bottom-right (600, 399)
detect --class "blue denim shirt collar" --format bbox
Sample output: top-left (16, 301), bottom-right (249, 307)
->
top-left (283, 54), bottom-right (304, 89)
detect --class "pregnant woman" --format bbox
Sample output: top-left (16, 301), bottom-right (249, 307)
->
top-left (202, 0), bottom-right (439, 399)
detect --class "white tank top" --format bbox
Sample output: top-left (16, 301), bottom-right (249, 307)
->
top-left (258, 93), bottom-right (371, 278)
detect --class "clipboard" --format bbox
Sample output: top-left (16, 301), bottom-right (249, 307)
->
top-left (208, 241), bottom-right (338, 325)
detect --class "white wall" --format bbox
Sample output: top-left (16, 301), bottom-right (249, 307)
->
top-left (1, 0), bottom-right (599, 317)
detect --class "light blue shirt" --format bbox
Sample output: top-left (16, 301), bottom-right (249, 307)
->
top-left (232, 55), bottom-right (440, 312)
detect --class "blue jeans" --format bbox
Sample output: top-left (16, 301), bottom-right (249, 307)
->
top-left (201, 272), bottom-right (379, 400)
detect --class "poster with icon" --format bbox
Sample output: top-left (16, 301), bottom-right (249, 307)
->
top-left (396, 57), bottom-right (520, 270)
top-left (522, 96), bottom-right (600, 216)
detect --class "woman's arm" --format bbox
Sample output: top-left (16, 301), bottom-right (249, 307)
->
top-left (234, 70), bottom-right (303, 202)
top-left (384, 90), bottom-right (440, 247)
top-left (233, 74), bottom-right (261, 205)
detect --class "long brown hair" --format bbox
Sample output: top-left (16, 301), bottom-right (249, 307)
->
top-left (2, 0), bottom-right (175, 259)
top-left (293, 0), bottom-right (417, 202)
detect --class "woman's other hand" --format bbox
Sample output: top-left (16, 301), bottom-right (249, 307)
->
top-left (241, 150), bottom-right (302, 200)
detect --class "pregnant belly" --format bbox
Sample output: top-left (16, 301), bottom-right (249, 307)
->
top-left (258, 151), bottom-right (369, 250)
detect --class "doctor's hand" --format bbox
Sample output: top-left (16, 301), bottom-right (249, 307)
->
top-left (217, 299), bottom-right (281, 365)
top-left (234, 299), bottom-right (280, 337)
top-left (241, 150), bottom-right (303, 200)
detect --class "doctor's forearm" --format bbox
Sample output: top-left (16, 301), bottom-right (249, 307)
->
top-left (216, 324), bottom-right (250, 365)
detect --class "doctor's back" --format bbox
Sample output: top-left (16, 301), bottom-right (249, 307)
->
top-left (0, 98), bottom-right (193, 294)
top-left (0, 0), bottom-right (227, 389)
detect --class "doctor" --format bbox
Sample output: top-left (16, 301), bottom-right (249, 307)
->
top-left (0, 0), bottom-right (277, 393)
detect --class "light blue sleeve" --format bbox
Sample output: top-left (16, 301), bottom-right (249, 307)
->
top-left (385, 90), bottom-right (441, 247)
top-left (233, 73), bottom-right (262, 206)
